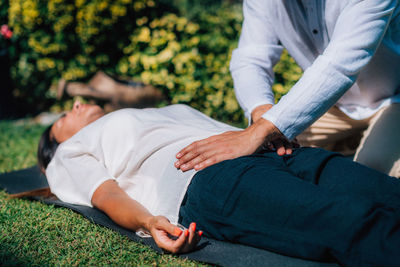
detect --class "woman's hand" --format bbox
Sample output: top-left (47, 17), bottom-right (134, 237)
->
top-left (146, 216), bottom-right (202, 254)
top-left (92, 181), bottom-right (202, 254)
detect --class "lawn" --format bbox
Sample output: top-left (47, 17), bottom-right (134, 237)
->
top-left (0, 120), bottom-right (209, 266)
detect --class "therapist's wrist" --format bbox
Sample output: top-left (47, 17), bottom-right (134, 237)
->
top-left (248, 117), bottom-right (283, 144)
top-left (251, 104), bottom-right (273, 124)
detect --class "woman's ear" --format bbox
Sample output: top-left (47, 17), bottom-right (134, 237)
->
top-left (40, 166), bottom-right (46, 174)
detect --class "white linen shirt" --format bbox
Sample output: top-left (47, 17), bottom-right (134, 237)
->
top-left (230, 0), bottom-right (400, 140)
top-left (46, 105), bottom-right (238, 224)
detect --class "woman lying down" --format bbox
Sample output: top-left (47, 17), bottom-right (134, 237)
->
top-left (36, 101), bottom-right (400, 266)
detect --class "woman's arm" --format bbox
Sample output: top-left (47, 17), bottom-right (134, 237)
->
top-left (92, 180), bottom-right (201, 254)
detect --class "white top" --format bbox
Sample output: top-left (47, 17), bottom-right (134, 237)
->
top-left (46, 105), bottom-right (238, 224)
top-left (230, 0), bottom-right (400, 140)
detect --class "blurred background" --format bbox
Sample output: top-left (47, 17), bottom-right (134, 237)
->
top-left (0, 0), bottom-right (301, 126)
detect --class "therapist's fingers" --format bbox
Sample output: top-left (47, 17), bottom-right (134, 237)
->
top-left (193, 156), bottom-right (222, 171)
top-left (176, 139), bottom-right (205, 160)
top-left (175, 130), bottom-right (259, 171)
top-left (178, 146), bottom-right (226, 171)
top-left (271, 138), bottom-right (294, 156)
top-left (176, 134), bottom-right (222, 160)
top-left (175, 134), bottom-right (228, 171)
top-left (284, 139), bottom-right (293, 155)
top-left (175, 139), bottom-right (235, 171)
top-left (175, 142), bottom-right (215, 170)
top-left (272, 138), bottom-right (285, 156)
top-left (177, 148), bottom-right (220, 171)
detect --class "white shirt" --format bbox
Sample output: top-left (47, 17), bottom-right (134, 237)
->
top-left (230, 0), bottom-right (400, 140)
top-left (46, 105), bottom-right (238, 224)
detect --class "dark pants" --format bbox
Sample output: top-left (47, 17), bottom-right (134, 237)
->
top-left (179, 148), bottom-right (400, 266)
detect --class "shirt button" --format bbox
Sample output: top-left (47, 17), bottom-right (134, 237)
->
top-left (312, 29), bottom-right (318, 34)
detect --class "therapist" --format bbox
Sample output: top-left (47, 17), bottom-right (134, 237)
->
top-left (175, 0), bottom-right (400, 177)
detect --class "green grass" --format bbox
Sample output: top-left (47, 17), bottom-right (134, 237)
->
top-left (0, 120), bottom-right (209, 266)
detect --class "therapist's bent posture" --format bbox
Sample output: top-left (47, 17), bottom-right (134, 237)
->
top-left (36, 101), bottom-right (400, 266)
top-left (175, 0), bottom-right (400, 177)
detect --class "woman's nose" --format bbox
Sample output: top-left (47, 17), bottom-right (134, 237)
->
top-left (73, 100), bottom-right (81, 110)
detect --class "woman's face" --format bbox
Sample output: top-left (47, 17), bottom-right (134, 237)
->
top-left (51, 100), bottom-right (104, 143)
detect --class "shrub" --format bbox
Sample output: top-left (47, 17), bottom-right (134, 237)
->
top-left (7, 0), bottom-right (170, 114)
top-left (116, 5), bottom-right (244, 122)
top-left (4, 0), bottom-right (301, 125)
top-left (0, 1), bottom-right (8, 25)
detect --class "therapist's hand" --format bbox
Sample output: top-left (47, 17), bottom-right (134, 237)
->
top-left (252, 104), bottom-right (296, 156)
top-left (175, 118), bottom-right (283, 171)
top-left (251, 104), bottom-right (273, 123)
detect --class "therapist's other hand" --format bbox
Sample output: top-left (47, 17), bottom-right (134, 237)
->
top-left (175, 118), bottom-right (282, 171)
top-left (251, 104), bottom-right (273, 123)
top-left (251, 104), bottom-right (295, 156)
top-left (147, 216), bottom-right (201, 254)
top-left (258, 137), bottom-right (300, 156)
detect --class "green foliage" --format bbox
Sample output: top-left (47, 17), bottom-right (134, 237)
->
top-left (4, 0), bottom-right (301, 124)
top-left (117, 5), bottom-right (244, 122)
top-left (0, 0), bottom-right (8, 25)
top-left (273, 50), bottom-right (303, 101)
top-left (7, 0), bottom-right (169, 114)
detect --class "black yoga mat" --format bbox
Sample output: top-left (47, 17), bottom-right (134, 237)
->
top-left (0, 166), bottom-right (339, 267)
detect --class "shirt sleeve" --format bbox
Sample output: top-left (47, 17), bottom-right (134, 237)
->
top-left (229, 0), bottom-right (283, 120)
top-left (45, 142), bottom-right (115, 207)
top-left (263, 0), bottom-right (398, 140)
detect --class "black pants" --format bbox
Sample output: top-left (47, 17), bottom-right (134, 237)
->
top-left (179, 148), bottom-right (400, 266)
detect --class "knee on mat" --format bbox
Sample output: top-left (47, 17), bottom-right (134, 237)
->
top-left (389, 159), bottom-right (400, 178)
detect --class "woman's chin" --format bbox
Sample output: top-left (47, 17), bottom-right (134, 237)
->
top-left (87, 106), bottom-right (105, 122)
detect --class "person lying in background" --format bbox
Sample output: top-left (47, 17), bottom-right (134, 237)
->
top-left (35, 101), bottom-right (400, 265)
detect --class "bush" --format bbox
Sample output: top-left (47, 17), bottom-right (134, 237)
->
top-left (4, 0), bottom-right (301, 125)
top-left (115, 5), bottom-right (245, 122)
top-left (7, 0), bottom-right (171, 115)
top-left (0, 1), bottom-right (8, 25)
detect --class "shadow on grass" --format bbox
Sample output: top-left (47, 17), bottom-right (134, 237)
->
top-left (0, 242), bottom-right (36, 266)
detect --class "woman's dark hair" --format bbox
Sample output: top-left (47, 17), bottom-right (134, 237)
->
top-left (9, 124), bottom-right (59, 199)
top-left (37, 124), bottom-right (60, 173)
